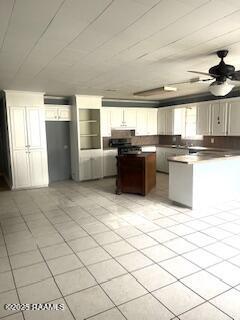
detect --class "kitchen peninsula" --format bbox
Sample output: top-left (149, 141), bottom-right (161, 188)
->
top-left (168, 152), bottom-right (240, 209)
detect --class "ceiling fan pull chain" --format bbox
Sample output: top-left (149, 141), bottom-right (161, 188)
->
top-left (218, 102), bottom-right (221, 124)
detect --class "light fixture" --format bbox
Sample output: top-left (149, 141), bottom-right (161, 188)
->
top-left (209, 80), bottom-right (234, 96)
top-left (134, 86), bottom-right (177, 96)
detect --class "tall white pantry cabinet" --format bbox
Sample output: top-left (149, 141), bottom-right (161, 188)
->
top-left (5, 91), bottom-right (49, 189)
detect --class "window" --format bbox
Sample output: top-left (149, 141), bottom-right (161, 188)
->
top-left (183, 106), bottom-right (203, 140)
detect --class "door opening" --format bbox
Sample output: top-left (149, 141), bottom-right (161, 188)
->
top-left (46, 122), bottom-right (71, 183)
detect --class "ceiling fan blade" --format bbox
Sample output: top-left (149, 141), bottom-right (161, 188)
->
top-left (231, 70), bottom-right (240, 81)
top-left (188, 70), bottom-right (215, 77)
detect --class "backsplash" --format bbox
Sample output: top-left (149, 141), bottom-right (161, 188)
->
top-left (158, 135), bottom-right (181, 145)
top-left (103, 134), bottom-right (159, 149)
top-left (103, 131), bottom-right (240, 150)
top-left (111, 130), bottom-right (135, 138)
top-left (203, 136), bottom-right (240, 149)
top-left (169, 136), bottom-right (240, 150)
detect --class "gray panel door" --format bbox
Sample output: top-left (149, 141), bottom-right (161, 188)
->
top-left (46, 122), bottom-right (71, 183)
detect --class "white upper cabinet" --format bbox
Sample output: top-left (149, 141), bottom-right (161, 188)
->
top-left (110, 107), bottom-right (124, 128)
top-left (27, 107), bottom-right (45, 149)
top-left (45, 105), bottom-right (71, 121)
top-left (136, 109), bottom-right (148, 135)
top-left (196, 102), bottom-right (212, 135)
top-left (104, 107), bottom-right (157, 134)
top-left (136, 108), bottom-right (157, 136)
top-left (101, 108), bottom-right (111, 137)
top-left (211, 101), bottom-right (228, 136)
top-left (159, 107), bottom-right (185, 135)
top-left (147, 109), bottom-right (158, 135)
top-left (10, 107), bottom-right (28, 150)
top-left (45, 106), bottom-right (58, 120)
top-left (165, 109), bottom-right (174, 134)
top-left (158, 109), bottom-right (166, 134)
top-left (110, 108), bottom-right (137, 128)
top-left (228, 100), bottom-right (240, 135)
top-left (123, 108), bottom-right (137, 128)
top-left (58, 106), bottom-right (71, 121)
top-left (173, 108), bottom-right (185, 135)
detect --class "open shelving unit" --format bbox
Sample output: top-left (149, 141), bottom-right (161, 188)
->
top-left (79, 109), bottom-right (101, 150)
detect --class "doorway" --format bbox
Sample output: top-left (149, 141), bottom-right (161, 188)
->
top-left (0, 95), bottom-right (11, 190)
top-left (46, 122), bottom-right (71, 183)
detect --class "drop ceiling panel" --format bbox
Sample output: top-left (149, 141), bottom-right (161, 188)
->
top-left (114, 0), bottom-right (239, 63)
top-left (84, 0), bottom-right (196, 60)
top-left (67, 0), bottom-right (161, 52)
top-left (1, 0), bottom-right (63, 59)
top-left (1, 0), bottom-right (240, 99)
top-left (0, 0), bottom-right (14, 47)
top-left (39, 0), bottom-right (112, 43)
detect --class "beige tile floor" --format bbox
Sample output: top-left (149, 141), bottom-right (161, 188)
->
top-left (0, 173), bottom-right (240, 319)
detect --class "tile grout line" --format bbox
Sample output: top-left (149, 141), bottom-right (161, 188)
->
top-left (0, 221), bottom-right (25, 320)
top-left (10, 199), bottom-right (78, 320)
top-left (1, 177), bottom-right (240, 319)
top-left (28, 194), bottom-right (129, 320)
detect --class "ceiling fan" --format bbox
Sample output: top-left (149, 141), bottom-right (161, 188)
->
top-left (189, 50), bottom-right (240, 96)
top-left (134, 50), bottom-right (240, 97)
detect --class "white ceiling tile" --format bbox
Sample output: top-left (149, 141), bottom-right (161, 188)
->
top-left (40, 0), bottom-right (112, 43)
top-left (2, 0), bottom-right (63, 54)
top-left (1, 0), bottom-right (240, 99)
top-left (0, 0), bottom-right (14, 47)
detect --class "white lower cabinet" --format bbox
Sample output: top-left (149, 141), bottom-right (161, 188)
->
top-left (156, 148), bottom-right (167, 172)
top-left (12, 150), bottom-right (31, 188)
top-left (91, 150), bottom-right (103, 180)
top-left (12, 148), bottom-right (48, 188)
top-left (28, 150), bottom-right (48, 186)
top-left (79, 149), bottom-right (103, 181)
top-left (157, 147), bottom-right (189, 173)
top-left (103, 149), bottom-right (117, 177)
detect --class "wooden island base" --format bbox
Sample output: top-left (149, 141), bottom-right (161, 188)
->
top-left (116, 153), bottom-right (156, 196)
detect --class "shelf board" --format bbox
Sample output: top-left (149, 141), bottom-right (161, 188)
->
top-left (80, 134), bottom-right (99, 137)
top-left (80, 120), bottom-right (97, 123)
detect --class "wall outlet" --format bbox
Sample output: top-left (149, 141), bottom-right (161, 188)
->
top-left (172, 136), bottom-right (177, 142)
top-left (211, 138), bottom-right (215, 144)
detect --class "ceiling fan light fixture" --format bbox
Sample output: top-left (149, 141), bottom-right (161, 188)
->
top-left (209, 80), bottom-right (234, 97)
top-left (134, 86), bottom-right (177, 96)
